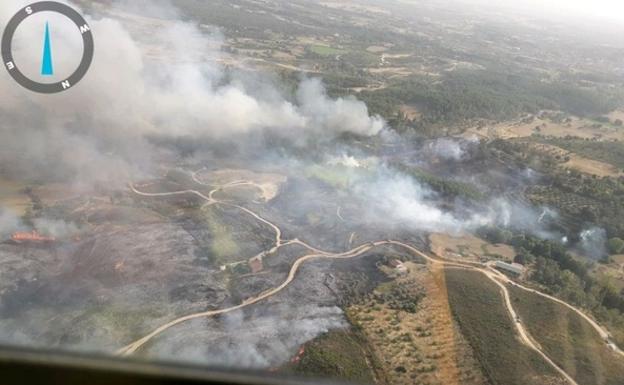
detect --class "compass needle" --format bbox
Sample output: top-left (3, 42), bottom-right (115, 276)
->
top-left (41, 21), bottom-right (53, 76)
top-left (2, 2), bottom-right (93, 93)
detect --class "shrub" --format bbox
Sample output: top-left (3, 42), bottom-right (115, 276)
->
top-left (608, 237), bottom-right (624, 254)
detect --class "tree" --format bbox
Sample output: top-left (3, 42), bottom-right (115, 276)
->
top-left (608, 237), bottom-right (624, 254)
top-left (477, 226), bottom-right (512, 244)
top-left (514, 248), bottom-right (534, 265)
top-left (560, 270), bottom-right (587, 306)
top-left (531, 257), bottom-right (562, 289)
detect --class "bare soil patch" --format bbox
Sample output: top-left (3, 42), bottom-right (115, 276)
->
top-left (198, 169), bottom-right (287, 202)
top-left (429, 233), bottom-right (516, 262)
top-left (466, 116), bottom-right (624, 141)
top-left (349, 263), bottom-right (485, 385)
top-left (527, 143), bottom-right (623, 177)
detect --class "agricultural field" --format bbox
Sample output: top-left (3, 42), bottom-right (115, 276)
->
top-left (429, 233), bottom-right (516, 263)
top-left (532, 137), bottom-right (624, 173)
top-left (467, 114), bottom-right (624, 142)
top-left (445, 269), bottom-right (566, 385)
top-left (509, 285), bottom-right (624, 385)
top-left (308, 45), bottom-right (347, 56)
top-left (516, 141), bottom-right (623, 177)
top-left (490, 138), bottom-right (624, 239)
top-left (348, 263), bottom-right (486, 385)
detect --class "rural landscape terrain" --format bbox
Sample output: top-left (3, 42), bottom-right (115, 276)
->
top-left (1, 0), bottom-right (624, 384)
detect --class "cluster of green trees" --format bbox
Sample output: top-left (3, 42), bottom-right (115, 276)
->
top-left (490, 139), bottom-right (624, 240)
top-left (480, 228), bottom-right (624, 345)
top-left (608, 238), bottom-right (624, 254)
top-left (359, 69), bottom-right (623, 128)
top-left (373, 280), bottom-right (425, 314)
top-left (392, 162), bottom-right (485, 201)
top-left (547, 171), bottom-right (624, 240)
top-left (538, 137), bottom-right (624, 171)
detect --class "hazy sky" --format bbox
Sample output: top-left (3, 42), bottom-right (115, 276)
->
top-left (503, 0), bottom-right (624, 23)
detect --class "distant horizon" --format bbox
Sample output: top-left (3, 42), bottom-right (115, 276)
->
top-left (462, 0), bottom-right (624, 25)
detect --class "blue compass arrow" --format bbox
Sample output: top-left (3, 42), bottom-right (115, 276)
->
top-left (41, 21), bottom-right (54, 76)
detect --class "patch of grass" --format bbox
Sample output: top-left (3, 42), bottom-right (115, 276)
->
top-left (201, 205), bottom-right (240, 264)
top-left (445, 268), bottom-right (563, 385)
top-left (286, 329), bottom-right (377, 384)
top-left (308, 45), bottom-right (347, 56)
top-left (509, 285), bottom-right (624, 385)
top-left (80, 304), bottom-right (165, 342)
top-left (304, 164), bottom-right (372, 189)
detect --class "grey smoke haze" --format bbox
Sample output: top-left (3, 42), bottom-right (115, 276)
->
top-left (152, 304), bottom-right (346, 368)
top-left (427, 137), bottom-right (478, 161)
top-left (0, 206), bottom-right (79, 238)
top-left (32, 218), bottom-right (79, 238)
top-left (0, 0), bottom-right (385, 185)
top-left (579, 226), bottom-right (608, 259)
top-left (0, 208), bottom-right (24, 236)
top-left (461, 0), bottom-right (624, 24)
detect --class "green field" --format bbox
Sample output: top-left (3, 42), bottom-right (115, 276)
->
top-left (445, 268), bottom-right (563, 385)
top-left (201, 205), bottom-right (240, 265)
top-left (536, 137), bottom-right (624, 170)
top-left (308, 45), bottom-right (347, 56)
top-left (284, 329), bottom-right (378, 384)
top-left (509, 286), bottom-right (624, 385)
top-left (304, 163), bottom-right (374, 189)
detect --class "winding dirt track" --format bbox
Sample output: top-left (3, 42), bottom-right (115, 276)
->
top-left (120, 177), bottom-right (623, 384)
top-left (484, 263), bottom-right (624, 358)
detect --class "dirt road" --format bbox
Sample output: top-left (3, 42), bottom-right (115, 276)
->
top-left (485, 262), bottom-right (624, 358)
top-left (122, 179), bottom-right (623, 383)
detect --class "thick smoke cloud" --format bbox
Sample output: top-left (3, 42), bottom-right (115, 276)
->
top-left (296, 78), bottom-right (385, 138)
top-left (0, 0), bottom-right (385, 185)
top-left (348, 162), bottom-right (562, 237)
top-left (356, 174), bottom-right (471, 233)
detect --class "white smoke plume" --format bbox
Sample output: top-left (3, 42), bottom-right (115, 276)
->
top-left (426, 136), bottom-right (480, 161)
top-left (0, 206), bottom-right (79, 239)
top-left (0, 0), bottom-right (385, 186)
top-left (353, 168), bottom-right (561, 237)
top-left (356, 174), bottom-right (470, 233)
top-left (579, 226), bottom-right (608, 259)
top-left (152, 304), bottom-right (346, 368)
top-left (32, 218), bottom-right (79, 238)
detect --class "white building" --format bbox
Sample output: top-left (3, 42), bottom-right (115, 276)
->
top-left (389, 259), bottom-right (409, 275)
top-left (495, 261), bottom-right (525, 275)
